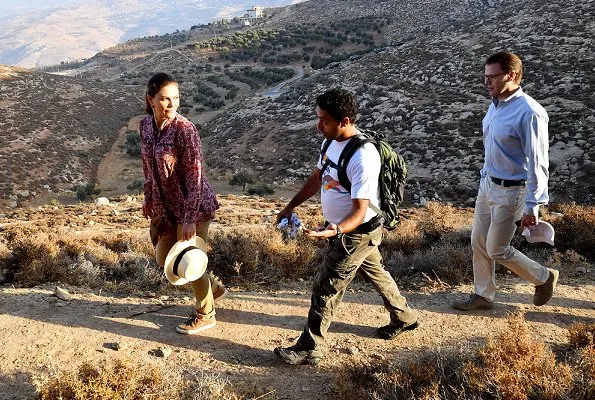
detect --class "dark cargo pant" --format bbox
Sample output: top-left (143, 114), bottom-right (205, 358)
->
top-left (296, 226), bottom-right (417, 351)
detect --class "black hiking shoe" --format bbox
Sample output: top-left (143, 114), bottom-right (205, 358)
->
top-left (274, 345), bottom-right (322, 365)
top-left (376, 320), bottom-right (419, 340)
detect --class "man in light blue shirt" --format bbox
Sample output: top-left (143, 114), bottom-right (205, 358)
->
top-left (452, 51), bottom-right (559, 311)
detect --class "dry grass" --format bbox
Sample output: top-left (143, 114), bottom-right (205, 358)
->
top-left (417, 201), bottom-right (472, 243)
top-left (34, 359), bottom-right (270, 400)
top-left (208, 225), bottom-right (323, 287)
top-left (382, 202), bottom-right (474, 286)
top-left (550, 250), bottom-right (592, 277)
top-left (567, 322), bottom-right (595, 400)
top-left (463, 313), bottom-right (573, 400)
top-left (568, 322), bottom-right (595, 349)
top-left (551, 203), bottom-right (595, 260)
top-left (333, 313), bottom-right (595, 400)
top-left (1, 200), bottom-right (594, 291)
top-left (35, 360), bottom-right (183, 400)
top-left (1, 227), bottom-right (162, 291)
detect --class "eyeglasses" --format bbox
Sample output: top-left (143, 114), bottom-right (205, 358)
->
top-left (484, 72), bottom-right (506, 83)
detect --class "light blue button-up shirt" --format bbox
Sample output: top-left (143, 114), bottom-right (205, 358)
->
top-left (481, 87), bottom-right (549, 216)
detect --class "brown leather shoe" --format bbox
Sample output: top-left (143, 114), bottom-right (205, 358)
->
top-left (176, 314), bottom-right (216, 334)
top-left (451, 293), bottom-right (494, 311)
top-left (533, 268), bottom-right (559, 306)
top-left (212, 285), bottom-right (228, 302)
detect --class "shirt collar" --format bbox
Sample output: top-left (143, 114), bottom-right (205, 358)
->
top-left (492, 87), bottom-right (523, 107)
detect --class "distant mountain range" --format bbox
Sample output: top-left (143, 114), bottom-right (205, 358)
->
top-left (0, 0), bottom-right (306, 68)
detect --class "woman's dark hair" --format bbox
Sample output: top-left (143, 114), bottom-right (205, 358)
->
top-left (316, 88), bottom-right (357, 122)
top-left (145, 72), bottom-right (178, 115)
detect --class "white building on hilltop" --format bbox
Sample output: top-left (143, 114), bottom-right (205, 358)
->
top-left (241, 6), bottom-right (264, 25)
top-left (246, 6), bottom-right (264, 19)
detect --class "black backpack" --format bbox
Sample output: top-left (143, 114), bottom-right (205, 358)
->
top-left (320, 130), bottom-right (407, 230)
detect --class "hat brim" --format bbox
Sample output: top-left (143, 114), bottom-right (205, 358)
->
top-left (164, 237), bottom-right (208, 285)
top-left (524, 235), bottom-right (555, 246)
top-left (522, 222), bottom-right (555, 246)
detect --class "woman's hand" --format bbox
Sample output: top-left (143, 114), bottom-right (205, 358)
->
top-left (142, 200), bottom-right (152, 218)
top-left (182, 223), bottom-right (196, 241)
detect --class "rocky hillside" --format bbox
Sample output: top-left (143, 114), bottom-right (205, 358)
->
top-left (1, 0), bottom-right (593, 209)
top-left (201, 0), bottom-right (595, 205)
top-left (0, 66), bottom-right (143, 207)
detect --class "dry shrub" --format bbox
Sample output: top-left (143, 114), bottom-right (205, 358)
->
top-left (334, 313), bottom-right (587, 400)
top-left (382, 217), bottom-right (425, 254)
top-left (550, 250), bottom-right (592, 277)
top-left (418, 201), bottom-right (472, 244)
top-left (568, 322), bottom-right (595, 349)
top-left (5, 230), bottom-right (72, 286)
top-left (333, 347), bottom-right (472, 400)
top-left (380, 203), bottom-right (473, 286)
top-left (552, 203), bottom-right (595, 260)
top-left (573, 345), bottom-right (595, 399)
top-left (3, 227), bottom-right (163, 291)
top-left (208, 225), bottom-right (322, 286)
top-left (567, 323), bottom-right (595, 399)
top-left (464, 312), bottom-right (573, 400)
top-left (36, 360), bottom-right (183, 400)
top-left (34, 359), bottom-right (263, 400)
top-left (380, 202), bottom-right (472, 256)
top-left (385, 241), bottom-right (473, 285)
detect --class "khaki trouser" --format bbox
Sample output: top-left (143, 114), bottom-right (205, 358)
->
top-left (471, 176), bottom-right (549, 301)
top-left (296, 226), bottom-right (417, 351)
top-left (155, 220), bottom-right (222, 318)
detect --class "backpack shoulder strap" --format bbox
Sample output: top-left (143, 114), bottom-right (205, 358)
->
top-left (318, 139), bottom-right (333, 179)
top-left (337, 133), bottom-right (376, 192)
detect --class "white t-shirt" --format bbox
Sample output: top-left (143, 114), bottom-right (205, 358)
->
top-left (317, 134), bottom-right (381, 225)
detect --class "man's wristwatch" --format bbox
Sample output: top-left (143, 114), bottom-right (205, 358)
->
top-left (331, 223), bottom-right (343, 238)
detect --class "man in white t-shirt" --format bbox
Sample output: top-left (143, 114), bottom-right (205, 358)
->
top-left (274, 88), bottom-right (418, 366)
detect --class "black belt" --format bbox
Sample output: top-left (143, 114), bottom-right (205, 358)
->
top-left (490, 177), bottom-right (525, 187)
top-left (353, 215), bottom-right (383, 234)
top-left (325, 215), bottom-right (383, 236)
top-left (324, 215), bottom-right (383, 234)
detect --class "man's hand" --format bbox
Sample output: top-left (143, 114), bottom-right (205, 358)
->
top-left (276, 207), bottom-right (294, 224)
top-left (520, 213), bottom-right (538, 229)
top-left (303, 224), bottom-right (337, 239)
top-left (181, 223), bottom-right (196, 241)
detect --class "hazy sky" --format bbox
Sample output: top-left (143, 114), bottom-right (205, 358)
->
top-left (2, 0), bottom-right (87, 16)
top-left (0, 0), bottom-right (308, 67)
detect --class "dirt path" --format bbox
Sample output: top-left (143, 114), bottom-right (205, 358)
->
top-left (1, 278), bottom-right (594, 399)
top-left (95, 115), bottom-right (145, 198)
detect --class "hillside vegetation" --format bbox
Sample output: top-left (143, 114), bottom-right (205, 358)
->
top-left (200, 0), bottom-right (595, 205)
top-left (1, 0), bottom-right (593, 209)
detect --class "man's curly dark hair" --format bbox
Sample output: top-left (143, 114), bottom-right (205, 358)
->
top-left (316, 88), bottom-right (357, 122)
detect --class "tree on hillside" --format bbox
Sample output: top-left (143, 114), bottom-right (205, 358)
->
top-left (229, 170), bottom-right (256, 191)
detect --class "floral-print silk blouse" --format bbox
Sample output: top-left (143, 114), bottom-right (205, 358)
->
top-left (140, 113), bottom-right (219, 225)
